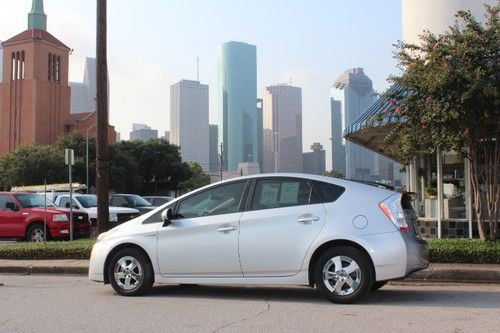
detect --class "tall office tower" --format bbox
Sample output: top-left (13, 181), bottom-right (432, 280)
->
top-left (256, 98), bottom-right (263, 171)
top-left (162, 131), bottom-right (170, 142)
top-left (303, 142), bottom-right (326, 176)
top-left (331, 68), bottom-right (377, 180)
top-left (262, 84), bottom-right (303, 173)
top-left (330, 98), bottom-right (345, 176)
top-left (129, 123), bottom-right (158, 141)
top-left (0, 0), bottom-right (71, 156)
top-left (209, 124), bottom-right (219, 173)
top-left (170, 80), bottom-right (209, 171)
top-left (218, 41), bottom-right (257, 171)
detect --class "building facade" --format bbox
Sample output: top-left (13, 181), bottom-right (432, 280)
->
top-left (303, 142), bottom-right (326, 176)
top-left (170, 80), bottom-right (209, 171)
top-left (218, 41), bottom-right (258, 171)
top-left (0, 41), bottom-right (3, 83)
top-left (331, 68), bottom-right (377, 180)
top-left (262, 84), bottom-right (303, 173)
top-left (0, 1), bottom-right (71, 156)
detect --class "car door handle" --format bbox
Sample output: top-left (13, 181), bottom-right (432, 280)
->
top-left (297, 215), bottom-right (320, 224)
top-left (217, 225), bottom-right (237, 233)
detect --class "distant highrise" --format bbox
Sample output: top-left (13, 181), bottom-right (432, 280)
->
top-left (331, 68), bottom-right (377, 180)
top-left (303, 142), bottom-right (326, 175)
top-left (218, 41), bottom-right (258, 171)
top-left (162, 131), bottom-right (170, 142)
top-left (256, 98), bottom-right (263, 171)
top-left (262, 84), bottom-right (303, 173)
top-left (170, 80), bottom-right (209, 171)
top-left (209, 124), bottom-right (219, 173)
top-left (130, 124), bottom-right (158, 141)
top-left (70, 57), bottom-right (108, 114)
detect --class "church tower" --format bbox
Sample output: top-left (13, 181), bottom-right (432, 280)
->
top-left (0, 0), bottom-right (71, 156)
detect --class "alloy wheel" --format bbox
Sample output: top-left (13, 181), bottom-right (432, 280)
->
top-left (322, 255), bottom-right (362, 296)
top-left (113, 256), bottom-right (143, 291)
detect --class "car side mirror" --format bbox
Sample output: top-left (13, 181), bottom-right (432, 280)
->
top-left (161, 208), bottom-right (174, 227)
top-left (6, 202), bottom-right (19, 212)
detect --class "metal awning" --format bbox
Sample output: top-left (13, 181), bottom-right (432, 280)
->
top-left (343, 84), bottom-right (407, 163)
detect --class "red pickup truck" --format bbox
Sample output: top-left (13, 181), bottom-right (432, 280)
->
top-left (0, 192), bottom-right (90, 241)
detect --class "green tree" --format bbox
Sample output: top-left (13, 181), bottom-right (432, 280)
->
top-left (179, 162), bottom-right (211, 193)
top-left (114, 139), bottom-right (191, 194)
top-left (324, 170), bottom-right (344, 179)
top-left (377, 5), bottom-right (499, 241)
top-left (56, 131), bottom-right (96, 188)
top-left (0, 144), bottom-right (66, 190)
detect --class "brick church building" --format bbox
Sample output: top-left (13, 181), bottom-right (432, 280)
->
top-left (0, 0), bottom-right (115, 157)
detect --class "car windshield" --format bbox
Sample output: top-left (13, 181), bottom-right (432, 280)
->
top-left (15, 194), bottom-right (56, 208)
top-left (126, 195), bottom-right (152, 207)
top-left (76, 195), bottom-right (98, 208)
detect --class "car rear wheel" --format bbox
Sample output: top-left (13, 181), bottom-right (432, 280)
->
top-left (27, 223), bottom-right (47, 242)
top-left (108, 248), bottom-right (153, 296)
top-left (314, 246), bottom-right (373, 304)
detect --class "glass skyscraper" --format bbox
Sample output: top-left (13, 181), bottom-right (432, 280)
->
top-left (218, 41), bottom-right (257, 171)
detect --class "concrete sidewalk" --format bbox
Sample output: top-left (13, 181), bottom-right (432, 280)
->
top-left (0, 260), bottom-right (499, 283)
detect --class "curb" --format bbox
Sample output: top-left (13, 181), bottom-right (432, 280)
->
top-left (1, 263), bottom-right (499, 284)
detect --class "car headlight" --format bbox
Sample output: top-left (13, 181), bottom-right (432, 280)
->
top-left (109, 213), bottom-right (118, 222)
top-left (53, 214), bottom-right (69, 222)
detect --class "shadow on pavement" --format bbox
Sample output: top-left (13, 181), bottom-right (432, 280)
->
top-left (142, 284), bottom-right (500, 309)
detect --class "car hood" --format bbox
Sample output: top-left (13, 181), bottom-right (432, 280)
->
top-left (109, 206), bottom-right (140, 214)
top-left (28, 207), bottom-right (71, 215)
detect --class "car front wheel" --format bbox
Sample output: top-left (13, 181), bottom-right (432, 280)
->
top-left (27, 223), bottom-right (47, 242)
top-left (108, 248), bottom-right (153, 296)
top-left (314, 246), bottom-right (373, 304)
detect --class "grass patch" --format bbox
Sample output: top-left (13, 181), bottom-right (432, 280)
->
top-left (428, 238), bottom-right (500, 264)
top-left (0, 238), bottom-right (95, 260)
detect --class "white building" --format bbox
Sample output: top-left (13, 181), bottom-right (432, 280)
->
top-left (130, 123), bottom-right (158, 141)
top-left (170, 80), bottom-right (209, 171)
top-left (69, 57), bottom-right (103, 114)
top-left (262, 84), bottom-right (303, 173)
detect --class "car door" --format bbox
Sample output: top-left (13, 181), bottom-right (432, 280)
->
top-left (0, 195), bottom-right (23, 237)
top-left (157, 181), bottom-right (249, 277)
top-left (239, 177), bottom-right (327, 277)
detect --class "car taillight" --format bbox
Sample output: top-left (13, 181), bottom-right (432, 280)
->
top-left (379, 194), bottom-right (409, 232)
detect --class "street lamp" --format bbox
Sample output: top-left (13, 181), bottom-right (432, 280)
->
top-left (86, 123), bottom-right (97, 194)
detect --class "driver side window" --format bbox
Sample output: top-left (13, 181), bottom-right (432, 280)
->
top-left (176, 181), bottom-right (247, 219)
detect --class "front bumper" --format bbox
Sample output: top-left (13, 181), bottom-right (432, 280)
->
top-left (50, 224), bottom-right (90, 239)
top-left (88, 240), bottom-right (112, 282)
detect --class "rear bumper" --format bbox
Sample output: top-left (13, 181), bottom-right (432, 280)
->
top-left (402, 233), bottom-right (429, 275)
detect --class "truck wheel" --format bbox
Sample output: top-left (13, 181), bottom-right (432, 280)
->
top-left (27, 223), bottom-right (47, 242)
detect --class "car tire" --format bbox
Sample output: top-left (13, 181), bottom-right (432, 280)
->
top-left (108, 248), bottom-right (154, 296)
top-left (26, 223), bottom-right (48, 242)
top-left (371, 281), bottom-right (388, 291)
top-left (314, 246), bottom-right (373, 304)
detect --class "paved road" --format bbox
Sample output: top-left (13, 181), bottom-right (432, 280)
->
top-left (0, 275), bottom-right (499, 333)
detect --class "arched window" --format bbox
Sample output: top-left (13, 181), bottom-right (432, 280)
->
top-left (56, 56), bottom-right (61, 82)
top-left (11, 52), bottom-right (16, 81)
top-left (52, 54), bottom-right (57, 82)
top-left (21, 51), bottom-right (25, 80)
top-left (48, 52), bottom-right (52, 81)
top-left (16, 51), bottom-right (21, 80)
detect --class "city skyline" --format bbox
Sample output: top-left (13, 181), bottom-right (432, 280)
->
top-left (0, 0), bottom-right (403, 170)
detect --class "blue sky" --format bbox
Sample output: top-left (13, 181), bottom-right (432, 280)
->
top-left (1, 0), bottom-right (402, 169)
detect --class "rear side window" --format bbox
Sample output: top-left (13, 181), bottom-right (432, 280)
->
top-left (0, 195), bottom-right (15, 210)
top-left (312, 181), bottom-right (345, 203)
top-left (251, 179), bottom-right (316, 210)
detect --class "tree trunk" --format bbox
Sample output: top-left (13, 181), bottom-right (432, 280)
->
top-left (468, 146), bottom-right (488, 241)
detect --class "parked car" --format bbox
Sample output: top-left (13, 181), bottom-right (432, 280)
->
top-left (0, 192), bottom-right (90, 241)
top-left (53, 194), bottom-right (140, 235)
top-left (143, 196), bottom-right (174, 207)
top-left (109, 194), bottom-right (155, 215)
top-left (89, 173), bottom-right (428, 303)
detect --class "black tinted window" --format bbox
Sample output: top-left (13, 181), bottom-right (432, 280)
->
top-left (313, 181), bottom-right (345, 203)
top-left (251, 179), bottom-right (315, 210)
top-left (0, 195), bottom-right (15, 210)
top-left (177, 181), bottom-right (247, 218)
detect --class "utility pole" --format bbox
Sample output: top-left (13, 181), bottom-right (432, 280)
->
top-left (219, 142), bottom-right (223, 181)
top-left (96, 0), bottom-right (110, 235)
